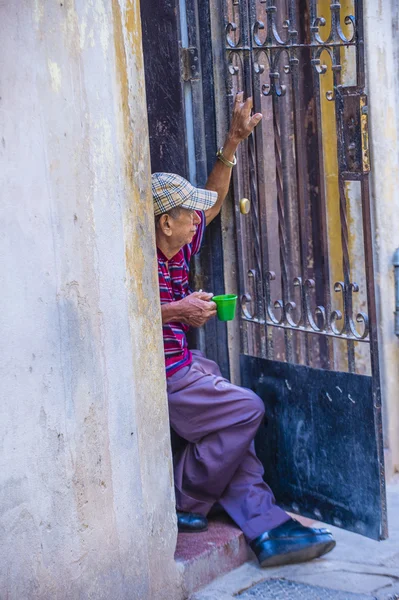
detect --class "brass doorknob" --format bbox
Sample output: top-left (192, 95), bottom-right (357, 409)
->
top-left (240, 198), bottom-right (251, 214)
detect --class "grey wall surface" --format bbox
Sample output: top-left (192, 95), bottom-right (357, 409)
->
top-left (0, 2), bottom-right (181, 598)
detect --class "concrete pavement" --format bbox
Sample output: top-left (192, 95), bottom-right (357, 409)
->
top-left (190, 482), bottom-right (399, 600)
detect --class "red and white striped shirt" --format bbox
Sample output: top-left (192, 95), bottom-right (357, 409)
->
top-left (157, 210), bottom-right (205, 377)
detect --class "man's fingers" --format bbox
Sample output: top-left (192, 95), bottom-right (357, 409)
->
top-left (203, 302), bottom-right (216, 312)
top-left (196, 298), bottom-right (215, 310)
top-left (234, 91), bottom-right (244, 113)
top-left (244, 96), bottom-right (253, 112)
top-left (197, 292), bottom-right (214, 300)
top-left (250, 113), bottom-right (263, 128)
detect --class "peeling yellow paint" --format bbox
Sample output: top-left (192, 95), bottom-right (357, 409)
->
top-left (111, 5), bottom-right (179, 589)
top-left (319, 0), bottom-right (342, 294)
top-left (125, 2), bottom-right (143, 72)
top-left (112, 0), bottom-right (153, 314)
top-left (48, 59), bottom-right (62, 93)
top-left (317, 0), bottom-right (372, 372)
top-left (319, 52), bottom-right (342, 302)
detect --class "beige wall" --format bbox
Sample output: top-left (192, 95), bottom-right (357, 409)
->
top-left (0, 1), bottom-right (181, 598)
top-left (364, 0), bottom-right (399, 477)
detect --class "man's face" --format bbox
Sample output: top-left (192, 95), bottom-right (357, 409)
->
top-left (161, 208), bottom-right (201, 248)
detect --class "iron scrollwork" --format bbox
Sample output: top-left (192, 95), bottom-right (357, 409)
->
top-left (228, 0), bottom-right (370, 347)
top-left (241, 273), bottom-right (370, 342)
top-left (225, 1), bottom-right (358, 96)
top-left (241, 269), bottom-right (264, 323)
top-left (310, 6), bottom-right (356, 46)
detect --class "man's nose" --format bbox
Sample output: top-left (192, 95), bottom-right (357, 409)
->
top-left (193, 212), bottom-right (201, 224)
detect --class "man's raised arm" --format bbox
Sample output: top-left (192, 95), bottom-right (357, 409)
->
top-left (204, 92), bottom-right (263, 226)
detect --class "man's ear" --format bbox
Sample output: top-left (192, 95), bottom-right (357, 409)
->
top-left (159, 214), bottom-right (173, 237)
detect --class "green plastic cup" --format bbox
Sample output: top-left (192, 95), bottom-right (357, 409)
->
top-left (212, 294), bottom-right (238, 321)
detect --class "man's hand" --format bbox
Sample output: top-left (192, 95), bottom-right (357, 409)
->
top-left (161, 291), bottom-right (217, 327)
top-left (204, 92), bottom-right (262, 225)
top-left (227, 92), bottom-right (263, 146)
top-left (179, 292), bottom-right (217, 327)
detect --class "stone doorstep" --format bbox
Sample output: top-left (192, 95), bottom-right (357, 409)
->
top-left (175, 513), bottom-right (315, 598)
top-left (175, 516), bottom-right (251, 599)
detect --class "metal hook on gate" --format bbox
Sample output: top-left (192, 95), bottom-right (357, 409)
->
top-left (394, 248), bottom-right (399, 337)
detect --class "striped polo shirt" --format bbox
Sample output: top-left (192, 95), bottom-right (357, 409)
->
top-left (157, 210), bottom-right (205, 377)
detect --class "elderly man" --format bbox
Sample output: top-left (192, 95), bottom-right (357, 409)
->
top-left (153, 93), bottom-right (335, 567)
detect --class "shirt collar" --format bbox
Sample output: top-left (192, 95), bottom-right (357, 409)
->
top-left (157, 247), bottom-right (168, 262)
top-left (157, 246), bottom-right (184, 263)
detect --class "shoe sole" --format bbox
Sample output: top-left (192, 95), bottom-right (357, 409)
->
top-left (178, 525), bottom-right (209, 534)
top-left (259, 539), bottom-right (336, 568)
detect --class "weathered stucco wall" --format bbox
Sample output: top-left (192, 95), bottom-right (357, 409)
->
top-left (0, 2), bottom-right (181, 598)
top-left (364, 0), bottom-right (399, 477)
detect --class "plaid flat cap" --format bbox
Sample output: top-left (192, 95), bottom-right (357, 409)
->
top-left (152, 172), bottom-right (218, 216)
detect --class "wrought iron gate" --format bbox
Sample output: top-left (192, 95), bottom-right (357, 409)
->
top-left (222, 0), bottom-right (387, 539)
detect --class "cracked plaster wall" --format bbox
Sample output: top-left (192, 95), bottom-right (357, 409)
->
top-left (0, 2), bottom-right (180, 598)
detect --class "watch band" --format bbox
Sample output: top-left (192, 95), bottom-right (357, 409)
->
top-left (216, 147), bottom-right (237, 168)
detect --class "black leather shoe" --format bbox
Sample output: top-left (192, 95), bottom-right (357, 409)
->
top-left (250, 518), bottom-right (336, 568)
top-left (177, 511), bottom-right (208, 533)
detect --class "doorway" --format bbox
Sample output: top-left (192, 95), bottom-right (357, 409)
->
top-left (140, 0), bottom-right (387, 541)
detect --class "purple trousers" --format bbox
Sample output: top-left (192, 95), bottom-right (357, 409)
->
top-left (167, 350), bottom-right (289, 541)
